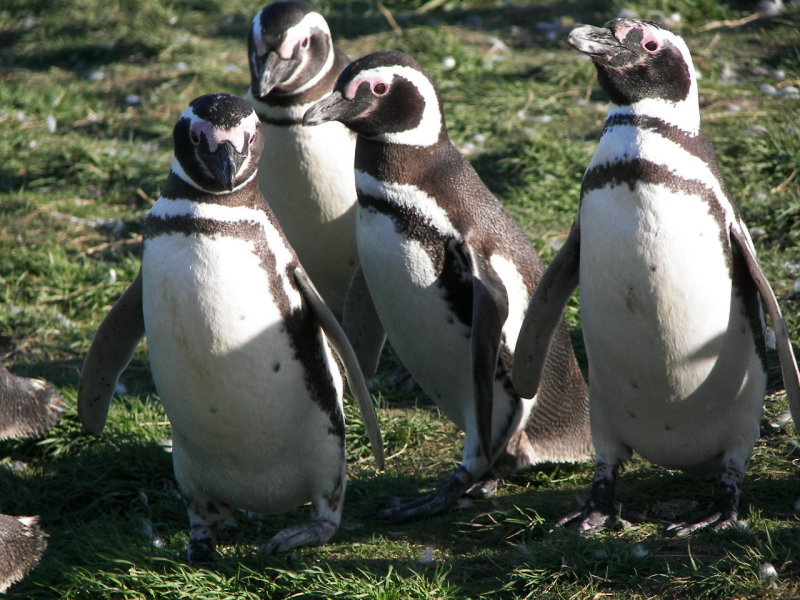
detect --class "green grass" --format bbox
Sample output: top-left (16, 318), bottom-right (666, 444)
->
top-left (2, 0), bottom-right (800, 597)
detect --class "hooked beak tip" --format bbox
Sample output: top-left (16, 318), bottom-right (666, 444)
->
top-left (303, 92), bottom-right (346, 127)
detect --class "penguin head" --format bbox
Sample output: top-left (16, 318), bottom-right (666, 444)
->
top-left (568, 19), bottom-right (699, 125)
top-left (248, 2), bottom-right (335, 99)
top-left (172, 94), bottom-right (265, 193)
top-left (303, 50), bottom-right (445, 147)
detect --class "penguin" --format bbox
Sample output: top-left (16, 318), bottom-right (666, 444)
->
top-left (303, 51), bottom-right (592, 521)
top-left (0, 515), bottom-right (48, 594)
top-left (0, 361), bottom-right (62, 441)
top-left (78, 93), bottom-right (383, 561)
top-left (0, 361), bottom-right (61, 591)
top-left (512, 18), bottom-right (800, 535)
top-left (246, 1), bottom-right (358, 317)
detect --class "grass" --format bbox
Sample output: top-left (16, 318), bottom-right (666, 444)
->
top-left (2, 0), bottom-right (800, 597)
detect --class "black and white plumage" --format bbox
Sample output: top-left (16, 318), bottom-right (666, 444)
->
top-left (0, 362), bottom-right (60, 592)
top-left (245, 1), bottom-right (358, 317)
top-left (512, 19), bottom-right (800, 535)
top-left (304, 51), bottom-right (592, 521)
top-left (78, 93), bottom-right (383, 561)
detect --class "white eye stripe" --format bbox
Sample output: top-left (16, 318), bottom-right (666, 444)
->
top-left (605, 23), bottom-right (700, 134)
top-left (350, 64), bottom-right (443, 147)
top-left (251, 10), bottom-right (267, 56)
top-left (279, 12), bottom-right (330, 58)
top-left (355, 169), bottom-right (460, 238)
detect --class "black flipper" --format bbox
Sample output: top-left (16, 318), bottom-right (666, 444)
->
top-left (78, 271), bottom-right (145, 434)
top-left (294, 267), bottom-right (384, 469)
top-left (461, 241), bottom-right (509, 461)
top-left (512, 221), bottom-right (581, 398)
top-left (729, 223), bottom-right (800, 426)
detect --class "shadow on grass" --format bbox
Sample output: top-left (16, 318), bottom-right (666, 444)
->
top-left (2, 444), bottom-right (798, 598)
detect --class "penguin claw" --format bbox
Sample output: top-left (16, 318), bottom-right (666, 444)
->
top-left (465, 477), bottom-right (499, 499)
top-left (553, 502), bottom-right (630, 535)
top-left (258, 519), bottom-right (338, 555)
top-left (666, 511), bottom-right (741, 537)
top-left (366, 467), bottom-right (473, 522)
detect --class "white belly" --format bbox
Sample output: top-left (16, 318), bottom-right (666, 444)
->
top-left (356, 205), bottom-right (527, 453)
top-left (142, 232), bottom-right (344, 514)
top-left (579, 181), bottom-right (764, 469)
top-left (258, 121), bottom-right (358, 315)
top-left (356, 208), bottom-right (474, 428)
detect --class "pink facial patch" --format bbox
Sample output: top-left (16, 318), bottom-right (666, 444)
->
top-left (613, 22), bottom-right (636, 43)
top-left (639, 27), bottom-right (660, 53)
top-left (190, 121), bottom-right (248, 153)
top-left (278, 12), bottom-right (325, 59)
top-left (344, 73), bottom-right (392, 100)
top-left (614, 22), bottom-right (660, 54)
top-left (278, 27), bottom-right (306, 59)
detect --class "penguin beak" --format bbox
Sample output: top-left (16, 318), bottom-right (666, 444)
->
top-left (568, 22), bottom-right (636, 66)
top-left (252, 50), bottom-right (299, 98)
top-left (303, 91), bottom-right (367, 126)
top-left (201, 140), bottom-right (246, 191)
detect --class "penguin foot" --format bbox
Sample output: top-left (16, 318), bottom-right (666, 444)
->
top-left (0, 364), bottom-right (63, 440)
top-left (185, 525), bottom-right (217, 563)
top-left (367, 467), bottom-right (473, 521)
top-left (465, 476), bottom-right (499, 499)
top-left (553, 501), bottom-right (630, 534)
top-left (259, 518), bottom-right (338, 555)
top-left (666, 511), bottom-right (740, 537)
top-left (553, 462), bottom-right (628, 534)
top-left (385, 363), bottom-right (417, 393)
top-left (667, 466), bottom-right (742, 537)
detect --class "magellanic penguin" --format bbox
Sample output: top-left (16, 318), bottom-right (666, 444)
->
top-left (78, 93), bottom-right (383, 561)
top-left (0, 514), bottom-right (48, 593)
top-left (0, 361), bottom-right (62, 441)
top-left (512, 19), bottom-right (800, 536)
top-left (303, 51), bottom-right (592, 521)
top-left (246, 1), bottom-right (358, 317)
top-left (0, 361), bottom-right (61, 591)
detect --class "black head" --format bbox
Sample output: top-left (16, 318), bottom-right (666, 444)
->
top-left (172, 93), bottom-right (265, 193)
top-left (248, 1), bottom-right (334, 99)
top-left (568, 19), bottom-right (695, 107)
top-left (303, 50), bottom-right (445, 146)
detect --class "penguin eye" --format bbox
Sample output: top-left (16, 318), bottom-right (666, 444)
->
top-left (643, 40), bottom-right (659, 53)
top-left (300, 37), bottom-right (310, 49)
top-left (189, 130), bottom-right (200, 145)
top-left (372, 82), bottom-right (389, 96)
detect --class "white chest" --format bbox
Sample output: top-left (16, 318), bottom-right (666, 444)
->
top-left (258, 120), bottom-right (356, 222)
top-left (578, 161), bottom-right (764, 468)
top-left (580, 179), bottom-right (735, 389)
top-left (141, 209), bottom-right (344, 513)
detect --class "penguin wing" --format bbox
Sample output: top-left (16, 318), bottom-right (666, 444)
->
top-left (342, 266), bottom-right (386, 379)
top-left (730, 224), bottom-right (800, 425)
top-left (78, 270), bottom-right (145, 434)
top-left (451, 239), bottom-right (509, 460)
top-left (512, 220), bottom-right (581, 398)
top-left (294, 267), bottom-right (385, 470)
